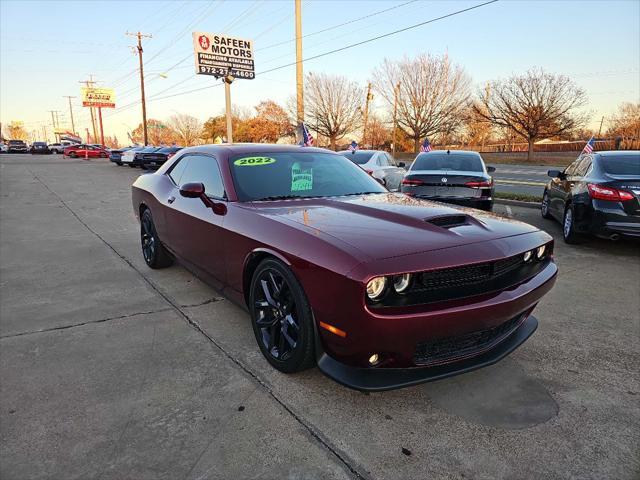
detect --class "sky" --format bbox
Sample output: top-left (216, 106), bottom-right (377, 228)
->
top-left (1, 0), bottom-right (639, 144)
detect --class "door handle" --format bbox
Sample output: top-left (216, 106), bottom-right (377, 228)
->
top-left (167, 196), bottom-right (175, 204)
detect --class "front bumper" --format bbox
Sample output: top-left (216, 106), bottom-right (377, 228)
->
top-left (317, 314), bottom-right (538, 391)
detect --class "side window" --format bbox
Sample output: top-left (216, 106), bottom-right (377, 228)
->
top-left (377, 154), bottom-right (387, 166)
top-left (575, 156), bottom-right (592, 176)
top-left (387, 153), bottom-right (397, 166)
top-left (168, 156), bottom-right (190, 186)
top-left (564, 159), bottom-right (580, 176)
top-left (178, 154), bottom-right (225, 199)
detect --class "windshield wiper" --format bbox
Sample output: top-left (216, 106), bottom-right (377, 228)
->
top-left (254, 195), bottom-right (303, 201)
top-left (340, 191), bottom-right (383, 196)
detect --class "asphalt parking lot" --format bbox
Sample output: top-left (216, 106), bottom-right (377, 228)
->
top-left (1, 154), bottom-right (638, 480)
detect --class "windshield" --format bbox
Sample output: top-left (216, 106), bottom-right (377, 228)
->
top-left (230, 151), bottom-right (386, 201)
top-left (338, 151), bottom-right (374, 165)
top-left (158, 146), bottom-right (181, 153)
top-left (601, 154), bottom-right (640, 175)
top-left (9, 140), bottom-right (25, 145)
top-left (412, 153), bottom-right (484, 172)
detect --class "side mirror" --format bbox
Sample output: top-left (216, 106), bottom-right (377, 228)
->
top-left (375, 177), bottom-right (385, 186)
top-left (487, 166), bottom-right (496, 173)
top-left (180, 182), bottom-right (205, 198)
top-left (397, 162), bottom-right (406, 168)
top-left (547, 170), bottom-right (563, 179)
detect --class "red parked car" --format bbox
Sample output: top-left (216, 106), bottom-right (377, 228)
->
top-left (131, 144), bottom-right (557, 391)
top-left (63, 144), bottom-right (109, 158)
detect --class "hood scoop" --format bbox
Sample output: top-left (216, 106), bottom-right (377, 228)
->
top-left (426, 214), bottom-right (469, 229)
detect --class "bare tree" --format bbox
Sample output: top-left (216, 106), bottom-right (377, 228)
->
top-left (607, 102), bottom-right (640, 148)
top-left (167, 114), bottom-right (203, 146)
top-left (305, 72), bottom-right (362, 150)
top-left (474, 68), bottom-right (588, 161)
top-left (373, 53), bottom-right (470, 153)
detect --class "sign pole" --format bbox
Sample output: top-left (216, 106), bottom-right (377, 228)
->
top-left (295, 0), bottom-right (304, 124)
top-left (98, 107), bottom-right (105, 146)
top-left (224, 76), bottom-right (233, 143)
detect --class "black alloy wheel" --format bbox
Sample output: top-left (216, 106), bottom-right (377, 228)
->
top-left (250, 259), bottom-right (315, 373)
top-left (541, 191), bottom-right (553, 219)
top-left (140, 209), bottom-right (172, 268)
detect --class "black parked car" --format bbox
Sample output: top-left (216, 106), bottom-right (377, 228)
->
top-left (30, 142), bottom-right (51, 154)
top-left (140, 146), bottom-right (183, 170)
top-left (7, 140), bottom-right (28, 153)
top-left (400, 150), bottom-right (495, 211)
top-left (542, 151), bottom-right (640, 243)
top-left (109, 146), bottom-right (134, 166)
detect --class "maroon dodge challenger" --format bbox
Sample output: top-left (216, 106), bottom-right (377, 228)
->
top-left (132, 144), bottom-right (557, 391)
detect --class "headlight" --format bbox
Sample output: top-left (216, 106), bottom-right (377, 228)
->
top-left (392, 274), bottom-right (411, 293)
top-left (536, 245), bottom-right (546, 259)
top-left (523, 250), bottom-right (533, 262)
top-left (366, 276), bottom-right (387, 300)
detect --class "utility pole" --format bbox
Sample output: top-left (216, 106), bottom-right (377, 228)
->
top-left (63, 96), bottom-right (76, 135)
top-left (294, 0), bottom-right (304, 125)
top-left (48, 110), bottom-right (60, 142)
top-left (391, 82), bottom-right (400, 158)
top-left (127, 31), bottom-right (152, 145)
top-left (598, 116), bottom-right (605, 137)
top-left (362, 83), bottom-right (373, 148)
top-left (79, 76), bottom-right (98, 142)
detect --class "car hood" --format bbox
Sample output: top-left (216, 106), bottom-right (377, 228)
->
top-left (250, 193), bottom-right (539, 260)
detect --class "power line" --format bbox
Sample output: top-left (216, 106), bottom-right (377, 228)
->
top-left (101, 1), bottom-right (499, 120)
top-left (255, 0), bottom-right (421, 52)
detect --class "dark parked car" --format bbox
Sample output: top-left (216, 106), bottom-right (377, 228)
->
top-left (63, 144), bottom-right (109, 158)
top-left (7, 140), bottom-right (28, 153)
top-left (542, 150), bottom-right (640, 243)
top-left (30, 142), bottom-right (51, 154)
top-left (401, 150), bottom-right (495, 211)
top-left (110, 146), bottom-right (135, 166)
top-left (140, 146), bottom-right (183, 170)
top-left (123, 146), bottom-right (160, 168)
top-left (337, 149), bottom-right (406, 191)
top-left (132, 144), bottom-right (556, 391)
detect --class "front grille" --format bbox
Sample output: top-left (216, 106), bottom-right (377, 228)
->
top-left (413, 313), bottom-right (526, 366)
top-left (368, 245), bottom-right (553, 308)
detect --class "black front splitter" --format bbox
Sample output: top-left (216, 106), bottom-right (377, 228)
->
top-left (316, 315), bottom-right (538, 392)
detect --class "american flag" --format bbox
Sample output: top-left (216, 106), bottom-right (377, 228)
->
top-left (420, 138), bottom-right (432, 152)
top-left (348, 140), bottom-right (358, 152)
top-left (582, 136), bottom-right (595, 154)
top-left (300, 123), bottom-right (314, 147)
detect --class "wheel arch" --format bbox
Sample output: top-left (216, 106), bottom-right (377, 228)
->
top-left (242, 248), bottom-right (292, 308)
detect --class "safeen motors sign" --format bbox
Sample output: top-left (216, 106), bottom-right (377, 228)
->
top-left (192, 32), bottom-right (254, 80)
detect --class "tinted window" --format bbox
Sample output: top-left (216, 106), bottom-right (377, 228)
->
top-left (230, 151), bottom-right (386, 201)
top-left (339, 151), bottom-right (374, 164)
top-left (412, 153), bottom-right (483, 172)
top-left (575, 156), bottom-right (592, 176)
top-left (564, 159), bottom-right (581, 175)
top-left (600, 154), bottom-right (640, 175)
top-left (178, 155), bottom-right (225, 198)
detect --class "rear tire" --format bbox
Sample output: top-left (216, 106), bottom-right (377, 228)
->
top-left (69, 152), bottom-right (77, 158)
top-left (562, 204), bottom-right (583, 244)
top-left (128, 164), bottom-right (136, 168)
top-left (100, 152), bottom-right (107, 158)
top-left (116, 162), bottom-right (122, 166)
top-left (140, 209), bottom-right (172, 268)
top-left (541, 191), bottom-right (553, 219)
top-left (249, 258), bottom-right (315, 373)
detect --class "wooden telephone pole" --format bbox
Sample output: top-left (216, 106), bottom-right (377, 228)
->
top-left (362, 83), bottom-right (373, 148)
top-left (79, 76), bottom-right (98, 142)
top-left (63, 96), bottom-right (77, 135)
top-left (391, 82), bottom-right (400, 157)
top-left (295, 0), bottom-right (304, 125)
top-left (127, 31), bottom-right (152, 145)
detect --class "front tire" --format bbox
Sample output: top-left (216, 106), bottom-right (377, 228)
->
top-left (562, 204), bottom-right (582, 244)
top-left (69, 152), bottom-right (77, 158)
top-left (100, 152), bottom-right (107, 158)
top-left (140, 209), bottom-right (173, 268)
top-left (541, 191), bottom-right (553, 219)
top-left (249, 258), bottom-right (315, 373)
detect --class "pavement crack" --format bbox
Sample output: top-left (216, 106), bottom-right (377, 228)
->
top-left (27, 169), bottom-right (367, 480)
top-left (180, 297), bottom-right (224, 308)
top-left (0, 308), bottom-right (172, 339)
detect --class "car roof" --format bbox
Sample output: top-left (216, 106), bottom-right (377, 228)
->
top-left (595, 150), bottom-right (639, 157)
top-left (178, 143), bottom-right (337, 158)
top-left (337, 149), bottom-right (379, 154)
top-left (417, 150), bottom-right (481, 157)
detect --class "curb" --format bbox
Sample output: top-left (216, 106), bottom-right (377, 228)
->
top-left (495, 198), bottom-right (540, 209)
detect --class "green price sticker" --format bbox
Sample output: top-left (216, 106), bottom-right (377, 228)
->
top-left (234, 156), bottom-right (276, 167)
